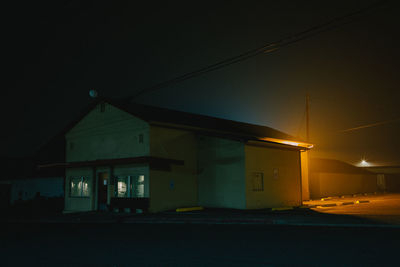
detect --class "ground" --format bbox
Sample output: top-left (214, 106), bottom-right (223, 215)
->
top-left (1, 193), bottom-right (399, 266)
top-left (1, 224), bottom-right (399, 266)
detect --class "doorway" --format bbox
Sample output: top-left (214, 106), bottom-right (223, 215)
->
top-left (97, 172), bottom-right (109, 210)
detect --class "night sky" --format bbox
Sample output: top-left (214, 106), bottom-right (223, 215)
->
top-left (3, 1), bottom-right (400, 166)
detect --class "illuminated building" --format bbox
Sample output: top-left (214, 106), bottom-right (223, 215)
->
top-left (42, 99), bottom-right (312, 212)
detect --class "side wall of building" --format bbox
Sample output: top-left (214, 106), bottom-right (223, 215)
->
top-left (310, 173), bottom-right (378, 198)
top-left (2, 177), bottom-right (64, 204)
top-left (245, 145), bottom-right (302, 208)
top-left (149, 125), bottom-right (198, 212)
top-left (197, 136), bottom-right (246, 209)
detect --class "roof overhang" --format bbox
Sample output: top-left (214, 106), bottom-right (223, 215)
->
top-left (38, 156), bottom-right (184, 171)
top-left (249, 137), bottom-right (313, 151)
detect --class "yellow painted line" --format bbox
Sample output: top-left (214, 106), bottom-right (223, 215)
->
top-left (271, 207), bottom-right (293, 211)
top-left (176, 206), bottom-right (204, 212)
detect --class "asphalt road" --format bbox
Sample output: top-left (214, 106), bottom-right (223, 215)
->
top-left (307, 193), bottom-right (400, 225)
top-left (1, 223), bottom-right (399, 266)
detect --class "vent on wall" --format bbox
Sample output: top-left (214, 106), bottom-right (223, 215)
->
top-left (252, 172), bottom-right (264, 191)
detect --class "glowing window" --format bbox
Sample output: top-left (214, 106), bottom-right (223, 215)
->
top-left (116, 176), bottom-right (128, 197)
top-left (115, 175), bottom-right (145, 198)
top-left (70, 176), bottom-right (90, 197)
top-left (135, 175), bottom-right (145, 198)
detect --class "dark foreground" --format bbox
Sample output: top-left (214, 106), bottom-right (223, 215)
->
top-left (1, 223), bottom-right (399, 266)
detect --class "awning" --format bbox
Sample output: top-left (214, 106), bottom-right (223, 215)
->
top-left (38, 156), bottom-right (184, 171)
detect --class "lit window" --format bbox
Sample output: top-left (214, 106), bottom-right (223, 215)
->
top-left (135, 175), bottom-right (145, 198)
top-left (115, 175), bottom-right (145, 198)
top-left (70, 176), bottom-right (90, 197)
top-left (252, 172), bottom-right (264, 191)
top-left (116, 176), bottom-right (128, 197)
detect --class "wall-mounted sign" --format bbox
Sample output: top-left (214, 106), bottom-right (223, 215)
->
top-left (273, 168), bottom-right (279, 180)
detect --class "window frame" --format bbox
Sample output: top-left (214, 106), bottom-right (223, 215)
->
top-left (69, 176), bottom-right (90, 198)
top-left (114, 174), bottom-right (145, 198)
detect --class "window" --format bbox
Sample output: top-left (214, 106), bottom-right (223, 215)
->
top-left (252, 172), bottom-right (264, 191)
top-left (70, 176), bottom-right (90, 197)
top-left (100, 102), bottom-right (105, 112)
top-left (138, 134), bottom-right (144, 144)
top-left (115, 175), bottom-right (145, 198)
top-left (116, 176), bottom-right (128, 197)
top-left (134, 175), bottom-right (145, 198)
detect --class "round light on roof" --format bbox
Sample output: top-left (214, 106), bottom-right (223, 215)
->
top-left (89, 89), bottom-right (98, 98)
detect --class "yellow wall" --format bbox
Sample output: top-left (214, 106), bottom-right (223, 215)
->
top-left (301, 151), bottom-right (310, 201)
top-left (245, 145), bottom-right (302, 208)
top-left (148, 125), bottom-right (197, 212)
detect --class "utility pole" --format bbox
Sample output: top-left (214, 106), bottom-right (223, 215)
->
top-left (306, 93), bottom-right (310, 142)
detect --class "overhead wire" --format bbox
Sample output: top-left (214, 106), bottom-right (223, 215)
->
top-left (338, 117), bottom-right (400, 133)
top-left (127, 0), bottom-right (389, 100)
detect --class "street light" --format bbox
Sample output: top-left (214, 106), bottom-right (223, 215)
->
top-left (360, 159), bottom-right (369, 167)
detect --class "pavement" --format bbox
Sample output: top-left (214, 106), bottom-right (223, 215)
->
top-left (3, 193), bottom-right (400, 228)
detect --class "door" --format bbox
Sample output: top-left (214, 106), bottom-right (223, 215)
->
top-left (97, 172), bottom-right (109, 210)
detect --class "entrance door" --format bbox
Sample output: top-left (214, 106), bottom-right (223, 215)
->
top-left (98, 172), bottom-right (109, 210)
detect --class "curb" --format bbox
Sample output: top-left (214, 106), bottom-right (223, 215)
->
top-left (341, 202), bottom-right (354, 205)
top-left (271, 207), bottom-right (294, 211)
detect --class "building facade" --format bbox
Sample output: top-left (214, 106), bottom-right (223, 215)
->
top-left (61, 99), bottom-right (311, 213)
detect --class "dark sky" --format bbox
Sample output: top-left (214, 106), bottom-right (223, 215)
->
top-left (2, 1), bottom-right (400, 166)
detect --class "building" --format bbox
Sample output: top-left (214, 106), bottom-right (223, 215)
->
top-left (0, 157), bottom-right (64, 211)
top-left (309, 158), bottom-right (379, 199)
top-left (366, 166), bottom-right (400, 192)
top-left (44, 98), bottom-right (312, 213)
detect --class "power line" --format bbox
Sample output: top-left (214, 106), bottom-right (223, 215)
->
top-left (338, 117), bottom-right (400, 133)
top-left (127, 0), bottom-right (389, 100)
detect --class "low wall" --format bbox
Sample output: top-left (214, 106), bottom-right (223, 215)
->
top-left (310, 172), bottom-right (378, 199)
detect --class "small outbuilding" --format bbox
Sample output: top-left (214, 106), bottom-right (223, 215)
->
top-left (366, 166), bottom-right (400, 192)
top-left (48, 98), bottom-right (311, 213)
top-left (309, 158), bottom-right (379, 199)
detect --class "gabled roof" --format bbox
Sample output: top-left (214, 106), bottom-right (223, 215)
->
top-left (64, 97), bottom-right (312, 149)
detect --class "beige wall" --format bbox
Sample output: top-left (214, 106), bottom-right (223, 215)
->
top-left (64, 103), bottom-right (151, 212)
top-left (245, 145), bottom-right (302, 208)
top-left (148, 125), bottom-right (197, 212)
top-left (66, 103), bottom-right (149, 162)
top-left (310, 173), bottom-right (378, 198)
top-left (197, 136), bottom-right (246, 209)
